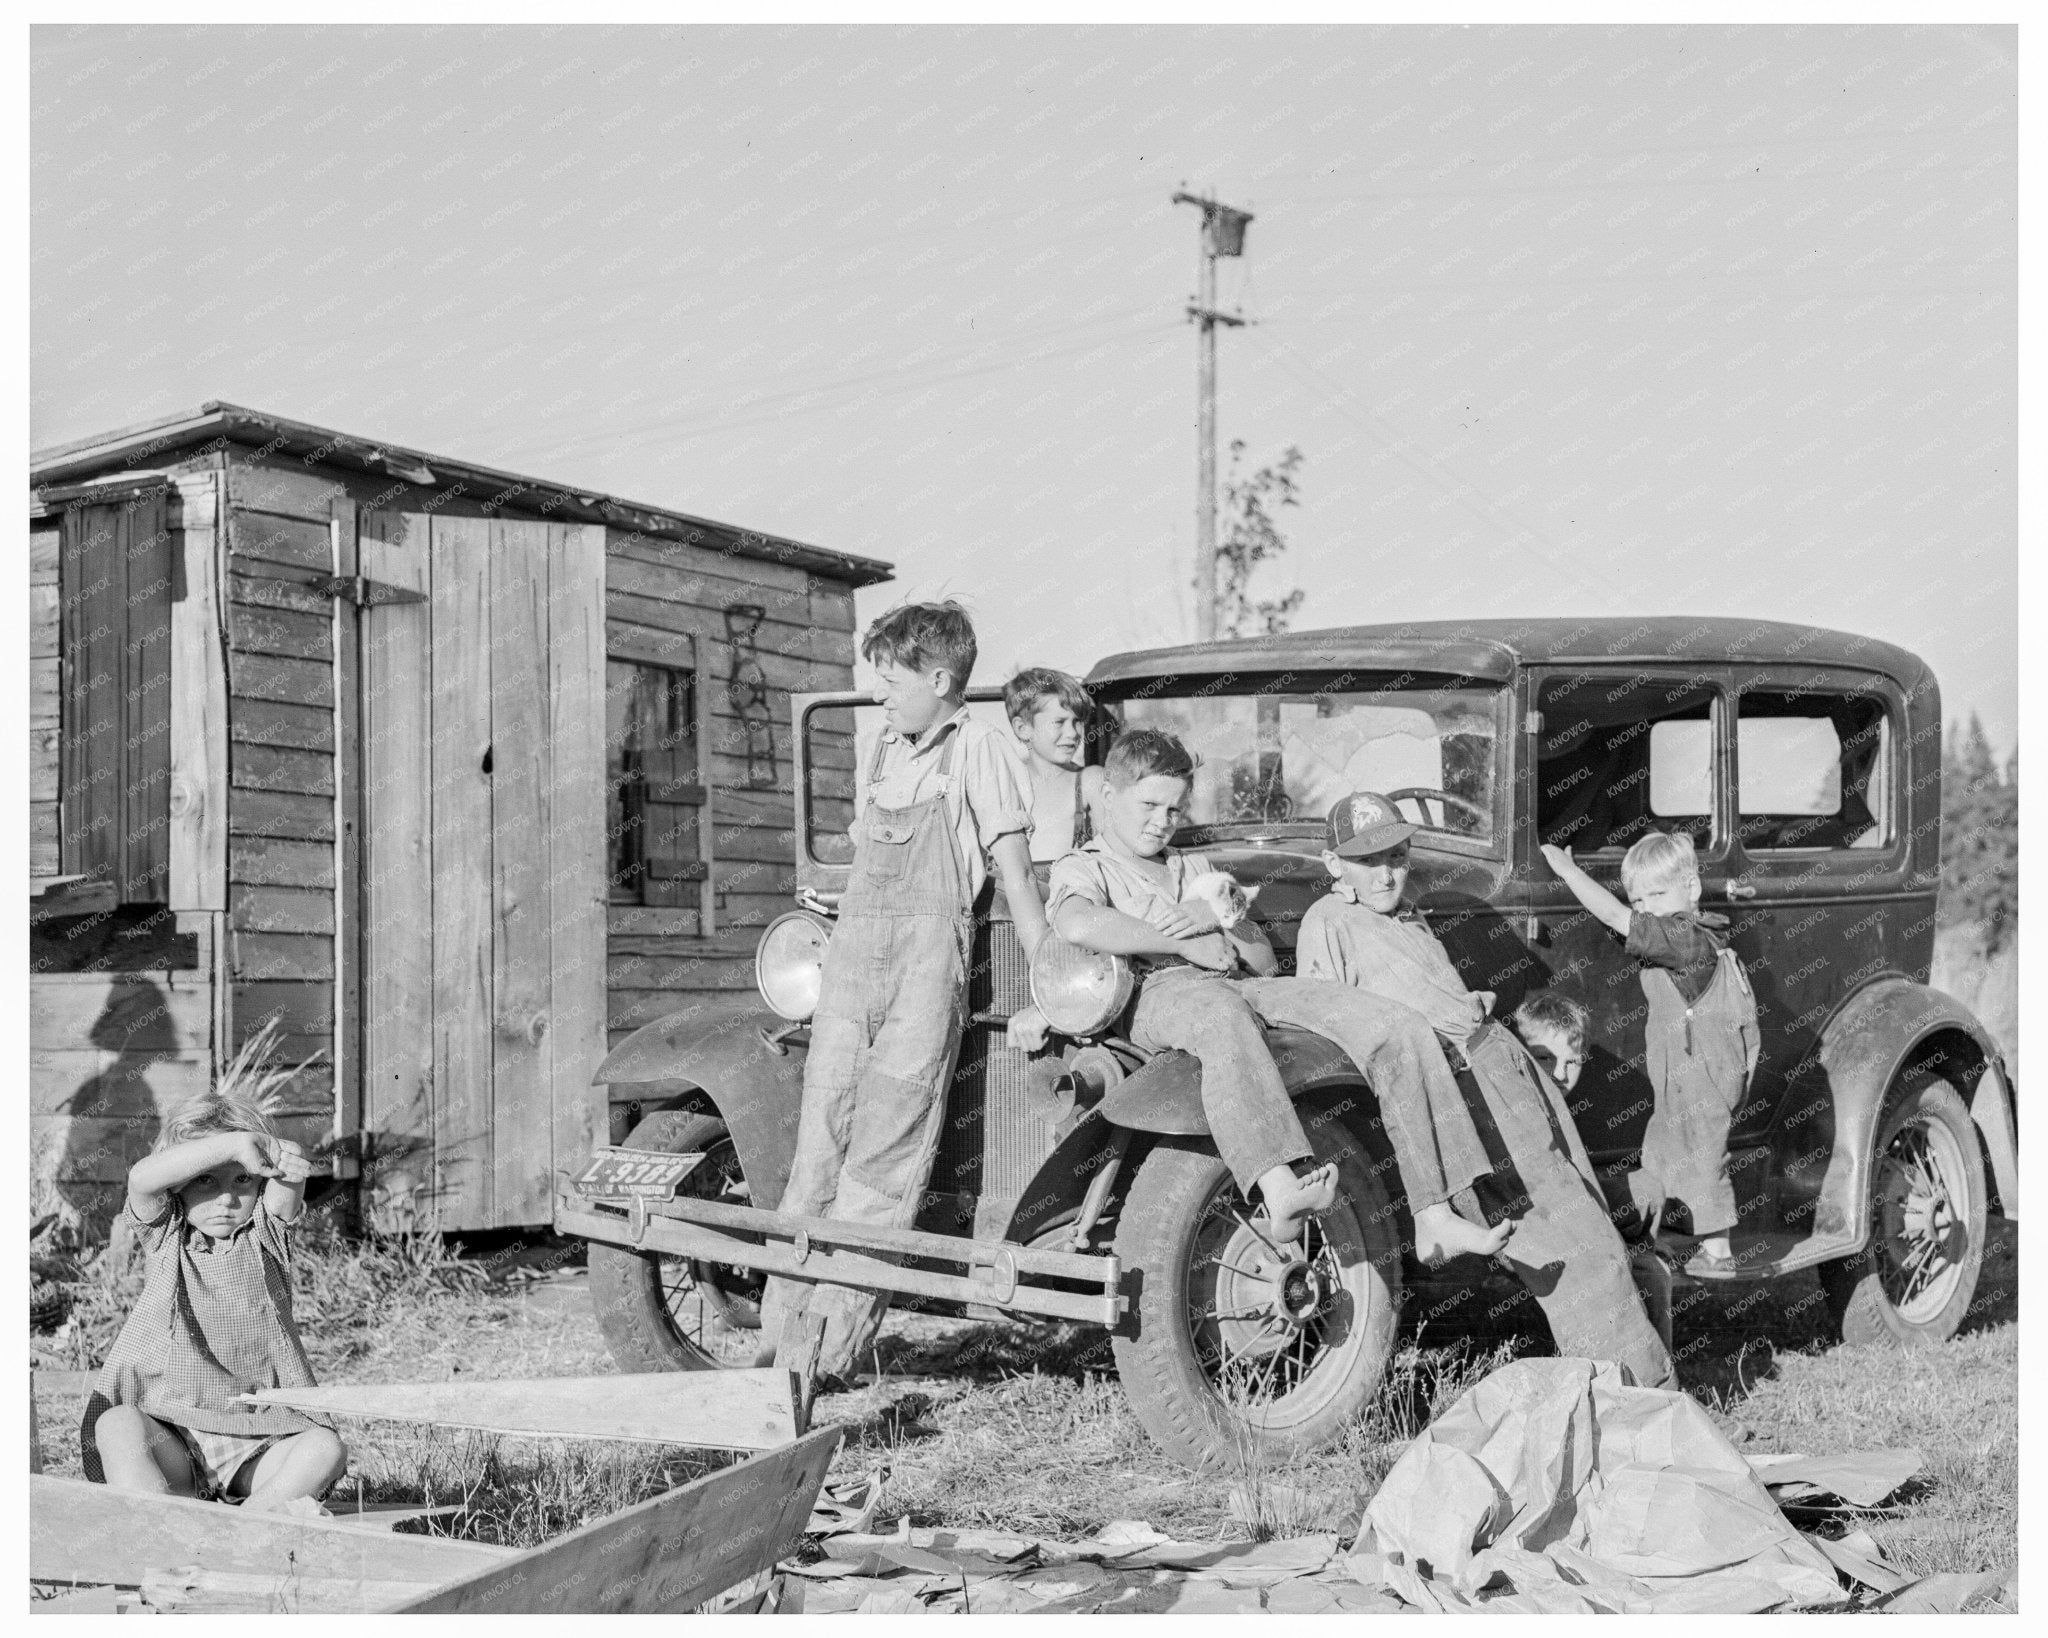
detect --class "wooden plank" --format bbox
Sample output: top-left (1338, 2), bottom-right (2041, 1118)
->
top-left (230, 743), bottom-right (334, 797)
top-left (31, 1114), bottom-right (166, 1181)
top-left (225, 461), bottom-right (349, 522)
top-left (31, 806), bottom-right (61, 876)
top-left (606, 531), bottom-right (814, 599)
top-left (226, 508), bottom-right (333, 570)
top-left (28, 1472), bottom-right (508, 1589)
top-left (230, 788), bottom-right (334, 841)
top-left (431, 514), bottom-right (494, 1230)
top-left (491, 519), bottom-right (555, 1225)
top-left (168, 498), bottom-right (228, 913)
top-left (230, 835), bottom-right (335, 888)
top-left (140, 1566), bottom-right (442, 1614)
top-left (359, 509), bottom-right (435, 1232)
top-left (30, 1049), bottom-right (210, 1117)
top-left (229, 884), bottom-right (335, 935)
top-left (126, 498), bottom-right (177, 903)
top-left (552, 524), bottom-right (611, 1203)
top-left (31, 521), bottom-right (60, 577)
top-left (233, 980), bottom-right (333, 1033)
top-left (31, 657), bottom-right (59, 724)
top-left (30, 579), bottom-right (59, 654)
top-left (229, 601), bottom-right (333, 661)
top-left (331, 497), bottom-right (361, 1180)
top-left (231, 696), bottom-right (334, 751)
top-left (228, 569), bottom-right (332, 614)
top-left (229, 651), bottom-right (332, 707)
top-left (245, 1369), bottom-right (799, 1451)
top-left (608, 907), bottom-right (703, 937)
top-left (394, 1424), bottom-right (841, 1614)
top-left (30, 724), bottom-right (59, 801)
top-left (30, 973), bottom-right (213, 1053)
top-left (605, 619), bottom-right (696, 668)
top-left (60, 503), bottom-right (124, 893)
top-left (231, 930), bottom-right (334, 982)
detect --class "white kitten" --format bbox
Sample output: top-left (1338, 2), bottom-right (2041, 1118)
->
top-left (1188, 870), bottom-right (1260, 931)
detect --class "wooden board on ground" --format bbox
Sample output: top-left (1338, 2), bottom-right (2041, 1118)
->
top-left (141, 1566), bottom-right (443, 1614)
top-left (243, 1368), bottom-right (801, 1451)
top-left (392, 1423), bottom-right (843, 1614)
top-left (28, 1474), bottom-right (509, 1590)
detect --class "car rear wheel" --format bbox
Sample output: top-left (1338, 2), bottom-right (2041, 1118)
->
top-left (588, 1110), bottom-right (767, 1372)
top-left (1109, 1110), bottom-right (1401, 1470)
top-left (1819, 1068), bottom-right (1987, 1348)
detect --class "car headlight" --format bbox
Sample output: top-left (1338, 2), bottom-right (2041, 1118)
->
top-left (756, 911), bottom-right (831, 1021)
top-left (1029, 936), bottom-right (1134, 1038)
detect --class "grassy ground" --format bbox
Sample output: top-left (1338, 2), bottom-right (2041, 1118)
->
top-left (32, 1211), bottom-right (2017, 1600)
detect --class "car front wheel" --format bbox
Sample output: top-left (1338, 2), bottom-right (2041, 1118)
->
top-left (1819, 1067), bottom-right (1987, 1347)
top-left (587, 1110), bottom-right (767, 1371)
top-left (1109, 1108), bottom-right (1401, 1469)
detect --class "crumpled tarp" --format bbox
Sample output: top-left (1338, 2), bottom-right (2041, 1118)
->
top-left (1352, 1356), bottom-right (1849, 1613)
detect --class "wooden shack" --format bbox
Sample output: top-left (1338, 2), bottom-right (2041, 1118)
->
top-left (29, 403), bottom-right (891, 1239)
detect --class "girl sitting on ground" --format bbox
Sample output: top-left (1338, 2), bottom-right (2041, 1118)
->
top-left (80, 1029), bottom-right (346, 1511)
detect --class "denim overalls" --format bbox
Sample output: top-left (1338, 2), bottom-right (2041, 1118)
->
top-left (760, 723), bottom-right (976, 1379)
top-left (1631, 946), bottom-right (1760, 1238)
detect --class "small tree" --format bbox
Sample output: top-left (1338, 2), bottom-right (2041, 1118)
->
top-left (1938, 713), bottom-right (2018, 956)
top-left (1216, 441), bottom-right (1306, 640)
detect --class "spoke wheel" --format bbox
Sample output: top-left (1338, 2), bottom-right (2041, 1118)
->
top-left (589, 1111), bottom-right (767, 1372)
top-left (1110, 1109), bottom-right (1401, 1469)
top-left (1820, 1068), bottom-right (1986, 1348)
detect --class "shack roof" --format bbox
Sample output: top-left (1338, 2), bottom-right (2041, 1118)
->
top-left (28, 401), bottom-right (896, 590)
top-left (1087, 617), bottom-right (1930, 692)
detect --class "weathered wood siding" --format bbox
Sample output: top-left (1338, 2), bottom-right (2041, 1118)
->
top-left (30, 521), bottom-right (60, 876)
top-left (601, 533), bottom-right (859, 1047)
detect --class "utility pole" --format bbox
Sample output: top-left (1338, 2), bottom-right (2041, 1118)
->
top-left (1172, 189), bottom-right (1252, 643)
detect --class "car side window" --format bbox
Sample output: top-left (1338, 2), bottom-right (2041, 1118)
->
top-left (1534, 673), bottom-right (1721, 854)
top-left (1735, 687), bottom-right (1891, 851)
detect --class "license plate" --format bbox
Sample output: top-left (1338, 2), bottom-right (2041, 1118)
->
top-left (571, 1147), bottom-right (705, 1201)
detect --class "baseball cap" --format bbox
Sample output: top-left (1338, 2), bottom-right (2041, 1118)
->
top-left (1325, 791), bottom-right (1418, 859)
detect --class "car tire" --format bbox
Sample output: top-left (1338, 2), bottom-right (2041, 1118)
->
top-left (1109, 1110), bottom-right (1402, 1470)
top-left (588, 1110), bottom-right (767, 1373)
top-left (1818, 1067), bottom-right (1987, 1348)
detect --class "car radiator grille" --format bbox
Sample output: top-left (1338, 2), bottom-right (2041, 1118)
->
top-left (929, 913), bottom-right (1049, 1210)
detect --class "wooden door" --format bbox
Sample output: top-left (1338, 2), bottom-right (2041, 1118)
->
top-left (355, 512), bottom-right (607, 1232)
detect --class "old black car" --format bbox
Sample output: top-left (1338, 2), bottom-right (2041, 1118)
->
top-left (560, 619), bottom-right (2016, 1468)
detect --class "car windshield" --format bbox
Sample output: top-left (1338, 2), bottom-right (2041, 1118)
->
top-left (1115, 675), bottom-right (1502, 844)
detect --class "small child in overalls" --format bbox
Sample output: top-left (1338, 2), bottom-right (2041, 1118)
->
top-left (81, 1077), bottom-right (346, 1508)
top-left (760, 601), bottom-right (1050, 1381)
top-left (1002, 666), bottom-right (1105, 863)
top-left (1542, 831), bottom-right (1760, 1274)
top-left (1299, 793), bottom-right (1673, 1387)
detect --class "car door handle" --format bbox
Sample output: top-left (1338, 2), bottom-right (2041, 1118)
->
top-left (1724, 882), bottom-right (1758, 900)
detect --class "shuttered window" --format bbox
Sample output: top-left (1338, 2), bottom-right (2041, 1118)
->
top-left (59, 491), bottom-right (174, 903)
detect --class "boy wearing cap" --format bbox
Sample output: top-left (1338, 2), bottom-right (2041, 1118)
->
top-left (1299, 792), bottom-right (1675, 1388)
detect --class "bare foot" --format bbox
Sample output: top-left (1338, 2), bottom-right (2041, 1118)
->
top-left (1700, 1235), bottom-right (1732, 1262)
top-left (1256, 1161), bottom-right (1339, 1244)
top-left (1414, 1201), bottom-right (1514, 1267)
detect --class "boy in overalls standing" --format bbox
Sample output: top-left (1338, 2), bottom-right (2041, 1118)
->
top-left (761, 602), bottom-right (1049, 1381)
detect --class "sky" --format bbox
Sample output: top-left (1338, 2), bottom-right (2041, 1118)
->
top-left (30, 22), bottom-right (2018, 753)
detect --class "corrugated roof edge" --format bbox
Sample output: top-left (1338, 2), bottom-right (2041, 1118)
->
top-left (28, 401), bottom-right (897, 590)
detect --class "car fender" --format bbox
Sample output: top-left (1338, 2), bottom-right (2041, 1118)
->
top-left (1782, 977), bottom-right (2012, 1242)
top-left (591, 994), bottom-right (805, 1211)
top-left (1094, 1028), bottom-right (1362, 1135)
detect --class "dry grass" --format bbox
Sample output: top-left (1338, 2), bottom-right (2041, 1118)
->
top-left (35, 1208), bottom-right (2017, 1602)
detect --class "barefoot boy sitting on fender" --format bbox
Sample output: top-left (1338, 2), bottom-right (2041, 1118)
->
top-left (1301, 792), bottom-right (1674, 1387)
top-left (1030, 728), bottom-right (1513, 1259)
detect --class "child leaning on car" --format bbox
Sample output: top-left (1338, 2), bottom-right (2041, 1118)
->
top-left (1027, 727), bottom-right (1510, 1259)
top-left (1542, 831), bottom-right (1759, 1275)
top-left (1298, 792), bottom-right (1674, 1388)
top-left (758, 600), bottom-right (1051, 1381)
